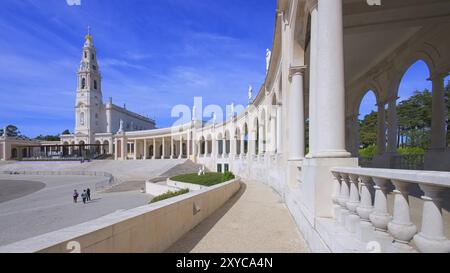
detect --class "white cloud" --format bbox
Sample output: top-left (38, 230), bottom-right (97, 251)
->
top-left (66, 0), bottom-right (81, 6)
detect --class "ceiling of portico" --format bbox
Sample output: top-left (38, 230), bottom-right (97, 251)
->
top-left (342, 0), bottom-right (450, 86)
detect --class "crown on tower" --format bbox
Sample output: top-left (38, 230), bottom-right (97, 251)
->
top-left (85, 26), bottom-right (93, 44)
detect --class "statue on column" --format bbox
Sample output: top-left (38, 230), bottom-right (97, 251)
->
top-left (248, 85), bottom-right (253, 105)
top-left (266, 48), bottom-right (272, 74)
top-left (118, 119), bottom-right (124, 133)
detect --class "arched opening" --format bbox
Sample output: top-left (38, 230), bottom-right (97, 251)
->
top-left (224, 130), bottom-right (231, 155)
top-left (235, 128), bottom-right (241, 155)
top-left (254, 117), bottom-right (259, 155)
top-left (95, 140), bottom-right (101, 155)
top-left (81, 78), bottom-right (86, 89)
top-left (22, 148), bottom-right (27, 158)
top-left (217, 133), bottom-right (223, 155)
top-left (149, 145), bottom-right (154, 158)
top-left (11, 148), bottom-right (17, 159)
top-left (243, 123), bottom-right (249, 154)
top-left (206, 135), bottom-right (212, 155)
top-left (103, 140), bottom-right (110, 154)
top-left (397, 60), bottom-right (432, 152)
top-left (200, 136), bottom-right (206, 156)
top-left (79, 112), bottom-right (85, 126)
top-left (358, 90), bottom-right (379, 162)
top-left (63, 142), bottom-right (69, 156)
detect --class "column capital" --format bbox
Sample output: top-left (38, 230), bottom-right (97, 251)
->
top-left (428, 71), bottom-right (449, 81)
top-left (289, 65), bottom-right (307, 79)
top-left (304, 0), bottom-right (318, 14)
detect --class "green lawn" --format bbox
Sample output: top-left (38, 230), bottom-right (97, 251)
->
top-left (170, 172), bottom-right (235, 187)
top-left (150, 188), bottom-right (190, 204)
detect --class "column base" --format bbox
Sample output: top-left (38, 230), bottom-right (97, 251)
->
top-left (313, 150), bottom-right (351, 159)
top-left (414, 232), bottom-right (450, 253)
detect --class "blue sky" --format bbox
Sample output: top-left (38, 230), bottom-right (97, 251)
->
top-left (0, 0), bottom-right (276, 137)
top-left (0, 1), bottom-right (447, 137)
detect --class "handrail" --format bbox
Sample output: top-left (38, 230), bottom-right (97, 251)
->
top-left (331, 167), bottom-right (450, 188)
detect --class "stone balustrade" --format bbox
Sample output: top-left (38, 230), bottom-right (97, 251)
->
top-left (331, 167), bottom-right (450, 253)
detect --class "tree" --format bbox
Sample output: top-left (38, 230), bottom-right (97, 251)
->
top-left (61, 129), bottom-right (71, 135)
top-left (0, 125), bottom-right (21, 137)
top-left (359, 111), bottom-right (378, 148)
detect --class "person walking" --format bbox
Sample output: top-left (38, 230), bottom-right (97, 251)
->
top-left (73, 190), bottom-right (79, 203)
top-left (86, 188), bottom-right (91, 202)
top-left (81, 190), bottom-right (87, 204)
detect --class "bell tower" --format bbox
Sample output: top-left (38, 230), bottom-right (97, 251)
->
top-left (74, 27), bottom-right (103, 143)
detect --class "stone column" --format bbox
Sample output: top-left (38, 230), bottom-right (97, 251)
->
top-left (162, 137), bottom-right (166, 159)
top-left (179, 136), bottom-right (183, 159)
top-left (258, 123), bottom-right (265, 155)
top-left (108, 141), bottom-right (113, 156)
top-left (315, 0), bottom-right (349, 158)
top-left (430, 73), bottom-right (448, 150)
top-left (307, 2), bottom-right (318, 157)
top-left (288, 66), bottom-right (306, 160)
top-left (222, 137), bottom-right (226, 156)
top-left (251, 130), bottom-right (257, 156)
top-left (240, 134), bottom-right (245, 157)
top-left (133, 140), bottom-right (137, 160)
top-left (270, 112), bottom-right (277, 154)
top-left (276, 105), bottom-right (282, 154)
top-left (153, 138), bottom-right (156, 159)
top-left (187, 133), bottom-right (191, 158)
top-left (377, 102), bottom-right (386, 154)
top-left (170, 137), bottom-right (174, 159)
top-left (387, 98), bottom-right (398, 153)
top-left (143, 139), bottom-right (147, 160)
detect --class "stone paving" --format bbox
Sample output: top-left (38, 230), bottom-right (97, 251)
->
top-left (166, 180), bottom-right (310, 253)
top-left (0, 174), bottom-right (151, 246)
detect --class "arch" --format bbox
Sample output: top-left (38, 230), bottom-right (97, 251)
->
top-left (395, 59), bottom-right (433, 150)
top-left (22, 148), bottom-right (27, 158)
top-left (103, 140), bottom-right (110, 154)
top-left (242, 123), bottom-right (249, 154)
top-left (79, 112), bottom-right (85, 126)
top-left (11, 148), bottom-right (17, 159)
top-left (235, 127), bottom-right (241, 155)
top-left (95, 140), bottom-right (101, 155)
top-left (224, 130), bottom-right (231, 154)
top-left (217, 132), bottom-right (223, 155)
top-left (206, 134), bottom-right (213, 155)
top-left (81, 78), bottom-right (86, 89)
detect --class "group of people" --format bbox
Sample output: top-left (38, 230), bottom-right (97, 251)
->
top-left (73, 188), bottom-right (91, 204)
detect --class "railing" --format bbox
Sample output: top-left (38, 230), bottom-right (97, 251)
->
top-left (391, 154), bottom-right (424, 170)
top-left (358, 157), bottom-right (374, 168)
top-left (331, 167), bottom-right (450, 253)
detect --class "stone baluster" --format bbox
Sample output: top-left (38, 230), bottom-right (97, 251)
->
top-left (346, 174), bottom-right (361, 233)
top-left (356, 176), bottom-right (375, 241)
top-left (388, 180), bottom-right (417, 251)
top-left (357, 176), bottom-right (374, 221)
top-left (413, 185), bottom-right (450, 253)
top-left (331, 172), bottom-right (342, 222)
top-left (337, 173), bottom-right (350, 226)
top-left (369, 178), bottom-right (392, 233)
